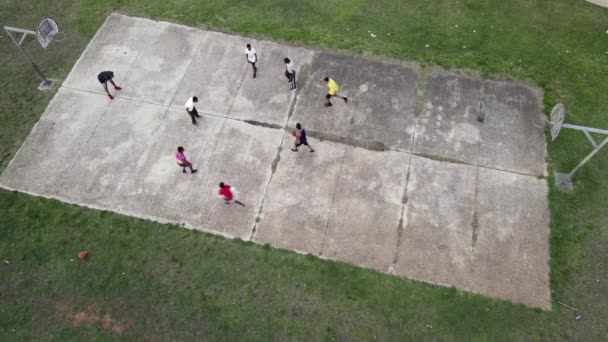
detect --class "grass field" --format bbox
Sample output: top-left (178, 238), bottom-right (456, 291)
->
top-left (1, 0), bottom-right (607, 339)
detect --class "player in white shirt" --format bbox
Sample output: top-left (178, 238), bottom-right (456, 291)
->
top-left (184, 96), bottom-right (200, 125)
top-left (284, 57), bottom-right (296, 90)
top-left (245, 44), bottom-right (258, 78)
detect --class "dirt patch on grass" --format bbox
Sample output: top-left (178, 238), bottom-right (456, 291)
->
top-left (55, 303), bottom-right (126, 335)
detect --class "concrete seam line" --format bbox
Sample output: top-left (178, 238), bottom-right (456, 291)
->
top-left (318, 145), bottom-right (348, 256)
top-left (54, 97), bottom-right (112, 193)
top-left (166, 31), bottom-right (209, 108)
top-left (249, 136), bottom-right (285, 241)
top-left (414, 63), bottom-right (427, 117)
top-left (120, 18), bottom-right (159, 101)
top-left (54, 13), bottom-right (158, 188)
top-left (248, 50), bottom-right (313, 240)
top-left (470, 165), bottom-right (480, 291)
top-left (391, 148), bottom-right (415, 267)
top-left (284, 51), bottom-right (313, 128)
top-left (226, 53), bottom-right (249, 117)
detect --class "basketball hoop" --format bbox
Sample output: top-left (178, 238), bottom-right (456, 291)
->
top-left (36, 17), bottom-right (59, 49)
top-left (550, 103), bottom-right (565, 141)
top-left (549, 103), bottom-right (608, 190)
top-left (3, 16), bottom-right (60, 90)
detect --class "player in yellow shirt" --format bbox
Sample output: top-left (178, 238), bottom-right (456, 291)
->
top-left (324, 77), bottom-right (348, 107)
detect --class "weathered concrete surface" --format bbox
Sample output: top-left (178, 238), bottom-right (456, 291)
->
top-left (57, 98), bottom-right (167, 207)
top-left (170, 33), bottom-right (313, 123)
top-left (121, 21), bottom-right (205, 106)
top-left (253, 138), bottom-right (345, 254)
top-left (413, 71), bottom-right (483, 165)
top-left (170, 32), bottom-right (249, 117)
top-left (586, 0), bottom-right (608, 8)
top-left (413, 69), bottom-right (546, 176)
top-left (396, 155), bottom-right (477, 289)
top-left (229, 41), bottom-right (314, 125)
top-left (478, 80), bottom-right (546, 176)
top-left (471, 167), bottom-right (551, 309)
top-left (0, 14), bottom-right (552, 309)
top-left (321, 148), bottom-right (409, 272)
top-left (0, 88), bottom-right (108, 194)
top-left (196, 121), bottom-right (283, 239)
top-left (112, 108), bottom-right (226, 225)
top-left (63, 14), bottom-right (158, 93)
top-left (113, 112), bottom-right (282, 240)
top-left (290, 53), bottom-right (418, 151)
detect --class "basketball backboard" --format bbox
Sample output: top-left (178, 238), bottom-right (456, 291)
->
top-left (36, 17), bottom-right (59, 49)
top-left (550, 103), bottom-right (565, 141)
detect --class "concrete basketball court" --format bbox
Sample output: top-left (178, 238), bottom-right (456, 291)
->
top-left (0, 14), bottom-right (551, 309)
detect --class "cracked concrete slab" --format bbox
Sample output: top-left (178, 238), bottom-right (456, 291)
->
top-left (0, 14), bottom-right (551, 309)
top-left (229, 41), bottom-right (314, 125)
top-left (253, 138), bottom-right (346, 254)
top-left (413, 70), bottom-right (483, 165)
top-left (57, 97), bottom-right (167, 207)
top-left (413, 69), bottom-right (546, 176)
top-left (120, 21), bottom-right (205, 105)
top-left (63, 14), bottom-right (158, 93)
top-left (112, 107), bottom-right (226, 224)
top-left (478, 80), bottom-right (546, 176)
top-left (290, 52), bottom-right (418, 151)
top-left (197, 120), bottom-right (283, 239)
top-left (396, 155), bottom-right (477, 289)
top-left (586, 0), bottom-right (608, 8)
top-left (320, 148), bottom-right (409, 272)
top-left (113, 113), bottom-right (282, 240)
top-left (471, 167), bottom-right (551, 309)
top-left (170, 32), bottom-right (249, 117)
top-left (0, 88), bottom-right (109, 194)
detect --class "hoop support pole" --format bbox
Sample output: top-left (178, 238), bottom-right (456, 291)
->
top-left (4, 26), bottom-right (49, 83)
top-left (568, 136), bottom-right (608, 178)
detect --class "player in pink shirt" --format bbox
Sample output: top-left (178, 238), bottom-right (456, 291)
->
top-left (176, 146), bottom-right (197, 174)
top-left (218, 182), bottom-right (245, 206)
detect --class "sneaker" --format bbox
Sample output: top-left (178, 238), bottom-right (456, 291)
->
top-left (325, 103), bottom-right (332, 107)
top-left (182, 170), bottom-right (187, 173)
top-left (309, 149), bottom-right (315, 153)
top-left (291, 148), bottom-right (298, 152)
top-left (114, 86), bottom-right (122, 90)
top-left (108, 94), bottom-right (114, 100)
top-left (191, 169), bottom-right (198, 174)
top-left (344, 97), bottom-right (348, 103)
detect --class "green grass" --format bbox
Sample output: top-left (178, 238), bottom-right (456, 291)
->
top-left (1, 0), bottom-right (607, 339)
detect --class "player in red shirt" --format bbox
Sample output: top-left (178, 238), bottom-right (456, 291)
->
top-left (218, 182), bottom-right (245, 206)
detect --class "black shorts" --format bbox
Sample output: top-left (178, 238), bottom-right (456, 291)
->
top-left (97, 71), bottom-right (114, 84)
top-left (296, 140), bottom-right (309, 147)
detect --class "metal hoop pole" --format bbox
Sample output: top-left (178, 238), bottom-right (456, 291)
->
top-left (569, 136), bottom-right (608, 178)
top-left (4, 26), bottom-right (49, 82)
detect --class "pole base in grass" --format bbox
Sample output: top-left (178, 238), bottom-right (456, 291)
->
top-left (555, 172), bottom-right (573, 191)
top-left (38, 79), bottom-right (55, 91)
